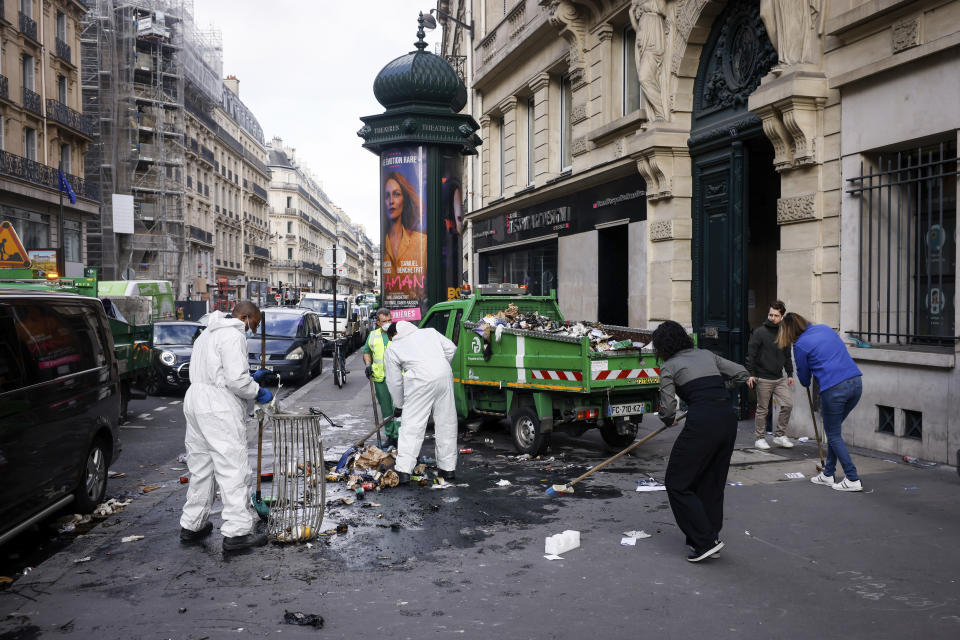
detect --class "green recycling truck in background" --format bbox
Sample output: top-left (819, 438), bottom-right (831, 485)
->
top-left (419, 285), bottom-right (663, 454)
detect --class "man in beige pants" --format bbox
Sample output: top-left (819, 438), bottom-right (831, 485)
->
top-left (746, 301), bottom-right (794, 449)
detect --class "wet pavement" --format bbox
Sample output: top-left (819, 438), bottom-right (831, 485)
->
top-left (2, 355), bottom-right (960, 638)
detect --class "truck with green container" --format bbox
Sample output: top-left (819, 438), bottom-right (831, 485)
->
top-left (419, 285), bottom-right (663, 454)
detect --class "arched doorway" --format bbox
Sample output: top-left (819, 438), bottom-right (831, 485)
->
top-left (689, 0), bottom-right (779, 381)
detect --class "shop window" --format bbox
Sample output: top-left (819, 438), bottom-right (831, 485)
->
top-left (904, 409), bottom-right (922, 440)
top-left (63, 219), bottom-right (80, 263)
top-left (847, 140), bottom-right (956, 347)
top-left (4, 207), bottom-right (48, 247)
top-left (479, 241), bottom-right (558, 298)
top-left (877, 405), bottom-right (894, 434)
top-left (623, 26), bottom-right (641, 115)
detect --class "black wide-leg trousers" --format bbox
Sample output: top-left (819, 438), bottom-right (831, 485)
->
top-left (664, 403), bottom-right (738, 551)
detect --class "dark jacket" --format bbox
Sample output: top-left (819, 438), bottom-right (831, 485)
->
top-left (658, 348), bottom-right (749, 426)
top-left (746, 320), bottom-right (794, 380)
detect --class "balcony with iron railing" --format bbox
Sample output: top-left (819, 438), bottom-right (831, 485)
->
top-left (0, 150), bottom-right (98, 201)
top-left (55, 38), bottom-right (71, 64)
top-left (188, 226), bottom-right (213, 245)
top-left (19, 12), bottom-right (37, 42)
top-left (22, 87), bottom-right (41, 116)
top-left (200, 145), bottom-right (215, 165)
top-left (252, 183), bottom-right (268, 201)
top-left (47, 99), bottom-right (94, 138)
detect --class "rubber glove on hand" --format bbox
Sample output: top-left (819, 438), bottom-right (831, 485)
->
top-left (252, 368), bottom-right (270, 383)
top-left (393, 407), bottom-right (403, 418)
top-left (256, 387), bottom-right (273, 405)
top-left (364, 364), bottom-right (373, 379)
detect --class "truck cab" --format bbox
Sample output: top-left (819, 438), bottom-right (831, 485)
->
top-left (299, 292), bottom-right (360, 352)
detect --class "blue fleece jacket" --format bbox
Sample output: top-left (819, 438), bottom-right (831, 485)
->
top-left (793, 324), bottom-right (862, 392)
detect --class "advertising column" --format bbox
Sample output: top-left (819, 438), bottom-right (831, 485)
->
top-left (380, 146), bottom-right (427, 321)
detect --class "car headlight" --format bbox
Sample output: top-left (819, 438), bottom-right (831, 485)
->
top-left (159, 350), bottom-right (176, 366)
top-left (287, 346), bottom-right (304, 360)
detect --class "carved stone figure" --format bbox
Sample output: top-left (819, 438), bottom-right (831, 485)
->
top-left (759, 0), bottom-right (824, 68)
top-left (630, 0), bottom-right (668, 121)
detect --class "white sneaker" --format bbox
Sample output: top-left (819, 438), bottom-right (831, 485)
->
top-left (832, 478), bottom-right (863, 492)
top-left (754, 438), bottom-right (771, 450)
top-left (810, 472), bottom-right (835, 486)
top-left (773, 436), bottom-right (794, 448)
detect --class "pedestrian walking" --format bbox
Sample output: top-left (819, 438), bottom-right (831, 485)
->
top-left (776, 313), bottom-right (864, 492)
top-left (384, 320), bottom-right (458, 483)
top-left (653, 320), bottom-right (749, 562)
top-left (179, 301), bottom-right (274, 551)
top-left (746, 300), bottom-right (795, 449)
top-left (363, 308), bottom-right (400, 448)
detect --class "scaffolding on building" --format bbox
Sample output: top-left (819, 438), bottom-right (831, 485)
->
top-left (82, 0), bottom-right (222, 295)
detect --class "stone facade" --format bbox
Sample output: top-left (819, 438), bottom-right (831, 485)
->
top-left (440, 0), bottom-right (960, 464)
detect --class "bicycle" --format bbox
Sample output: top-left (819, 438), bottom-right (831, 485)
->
top-left (331, 337), bottom-right (348, 389)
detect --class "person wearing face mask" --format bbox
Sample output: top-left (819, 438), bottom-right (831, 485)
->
top-left (363, 308), bottom-right (400, 448)
top-left (179, 301), bottom-right (273, 552)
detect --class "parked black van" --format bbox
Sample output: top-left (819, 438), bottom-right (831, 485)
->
top-left (0, 290), bottom-right (121, 545)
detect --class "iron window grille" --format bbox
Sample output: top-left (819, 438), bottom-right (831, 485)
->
top-left (904, 409), bottom-right (922, 440)
top-left (846, 141), bottom-right (958, 347)
top-left (877, 405), bottom-right (895, 435)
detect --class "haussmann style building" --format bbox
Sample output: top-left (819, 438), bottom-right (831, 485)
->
top-left (438, 0), bottom-right (960, 464)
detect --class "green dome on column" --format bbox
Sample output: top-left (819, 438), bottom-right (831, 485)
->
top-left (373, 48), bottom-right (465, 112)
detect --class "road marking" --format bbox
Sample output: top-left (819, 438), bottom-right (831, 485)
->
top-left (120, 425), bottom-right (147, 429)
top-left (155, 406), bottom-right (167, 411)
top-left (168, 400), bottom-right (182, 405)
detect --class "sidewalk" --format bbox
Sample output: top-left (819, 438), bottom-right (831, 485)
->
top-left (2, 359), bottom-right (959, 639)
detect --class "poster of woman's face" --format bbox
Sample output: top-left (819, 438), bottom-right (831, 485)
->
top-left (380, 147), bottom-right (427, 321)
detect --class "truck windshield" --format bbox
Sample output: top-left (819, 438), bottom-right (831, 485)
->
top-left (264, 314), bottom-right (304, 338)
top-left (154, 324), bottom-right (202, 345)
top-left (300, 299), bottom-right (346, 317)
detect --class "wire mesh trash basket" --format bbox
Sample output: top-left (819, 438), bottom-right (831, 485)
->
top-left (266, 410), bottom-right (325, 543)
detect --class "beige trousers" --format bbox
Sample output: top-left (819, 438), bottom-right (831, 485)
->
top-left (755, 377), bottom-right (793, 438)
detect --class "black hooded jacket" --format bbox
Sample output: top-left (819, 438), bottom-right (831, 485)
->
top-left (746, 320), bottom-right (794, 380)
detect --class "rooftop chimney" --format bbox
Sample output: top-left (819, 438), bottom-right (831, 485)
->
top-left (224, 75), bottom-right (239, 97)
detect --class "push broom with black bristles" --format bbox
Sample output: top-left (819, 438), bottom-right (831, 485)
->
top-left (545, 412), bottom-right (686, 497)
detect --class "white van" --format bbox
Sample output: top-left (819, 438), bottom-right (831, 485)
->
top-left (298, 293), bottom-right (360, 351)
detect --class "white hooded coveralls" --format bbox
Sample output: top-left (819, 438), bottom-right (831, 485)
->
top-left (385, 321), bottom-right (459, 474)
top-left (180, 311), bottom-right (260, 537)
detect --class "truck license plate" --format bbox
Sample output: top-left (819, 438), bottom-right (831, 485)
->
top-left (608, 403), bottom-right (645, 417)
top-left (250, 365), bottom-right (274, 372)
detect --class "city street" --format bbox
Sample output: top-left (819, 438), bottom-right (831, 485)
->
top-left (1, 348), bottom-right (959, 639)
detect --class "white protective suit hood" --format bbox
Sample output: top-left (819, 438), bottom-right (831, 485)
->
top-left (204, 310), bottom-right (246, 334)
top-left (393, 320), bottom-right (418, 341)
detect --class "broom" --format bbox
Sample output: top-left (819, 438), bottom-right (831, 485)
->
top-left (252, 317), bottom-right (270, 520)
top-left (334, 415), bottom-right (396, 473)
top-left (805, 386), bottom-right (826, 473)
top-left (545, 412), bottom-right (686, 497)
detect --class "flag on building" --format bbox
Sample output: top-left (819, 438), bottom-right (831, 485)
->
top-left (58, 169), bottom-right (77, 205)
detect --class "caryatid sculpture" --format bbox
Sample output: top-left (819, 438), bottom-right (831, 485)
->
top-left (759, 0), bottom-right (824, 68)
top-left (630, 0), bottom-right (668, 121)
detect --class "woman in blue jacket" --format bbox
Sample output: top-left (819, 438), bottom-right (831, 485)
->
top-left (777, 313), bottom-right (864, 491)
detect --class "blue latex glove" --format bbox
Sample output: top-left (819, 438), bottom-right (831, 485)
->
top-left (256, 387), bottom-right (273, 405)
top-left (252, 368), bottom-right (270, 383)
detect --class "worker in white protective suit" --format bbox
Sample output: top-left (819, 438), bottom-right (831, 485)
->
top-left (179, 301), bottom-right (273, 552)
top-left (384, 320), bottom-right (459, 482)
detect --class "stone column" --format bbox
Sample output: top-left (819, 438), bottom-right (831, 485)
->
top-left (748, 69), bottom-right (835, 326)
top-left (628, 124), bottom-right (693, 327)
top-left (590, 23), bottom-right (615, 125)
top-left (499, 96), bottom-right (519, 197)
top-left (528, 73), bottom-right (552, 186)
top-left (479, 114), bottom-right (492, 205)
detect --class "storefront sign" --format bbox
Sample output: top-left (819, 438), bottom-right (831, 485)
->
top-left (473, 174), bottom-right (646, 250)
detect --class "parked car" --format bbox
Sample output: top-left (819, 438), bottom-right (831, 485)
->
top-left (0, 290), bottom-right (122, 545)
top-left (144, 321), bottom-right (203, 394)
top-left (247, 307), bottom-right (324, 384)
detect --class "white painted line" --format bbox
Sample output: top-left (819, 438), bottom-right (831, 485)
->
top-left (168, 400), bottom-right (182, 405)
top-left (155, 406), bottom-right (167, 411)
top-left (120, 425), bottom-right (147, 429)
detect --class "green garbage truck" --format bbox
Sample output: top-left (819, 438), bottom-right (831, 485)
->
top-left (418, 285), bottom-right (663, 454)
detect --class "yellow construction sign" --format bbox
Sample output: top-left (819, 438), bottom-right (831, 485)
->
top-left (0, 221), bottom-right (30, 268)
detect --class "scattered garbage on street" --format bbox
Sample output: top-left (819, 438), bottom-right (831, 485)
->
top-left (635, 478), bottom-right (667, 492)
top-left (283, 610), bottom-right (324, 628)
top-left (545, 529), bottom-right (580, 555)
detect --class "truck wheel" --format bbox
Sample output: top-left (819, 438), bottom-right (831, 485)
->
top-left (74, 438), bottom-right (109, 512)
top-left (511, 407), bottom-right (549, 455)
top-left (599, 422), bottom-right (636, 450)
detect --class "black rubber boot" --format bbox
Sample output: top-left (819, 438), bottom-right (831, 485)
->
top-left (438, 469), bottom-right (456, 481)
top-left (223, 532), bottom-right (268, 552)
top-left (396, 471), bottom-right (411, 485)
top-left (180, 521), bottom-right (213, 543)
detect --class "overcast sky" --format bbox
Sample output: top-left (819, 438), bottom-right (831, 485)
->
top-left (192, 0), bottom-right (444, 242)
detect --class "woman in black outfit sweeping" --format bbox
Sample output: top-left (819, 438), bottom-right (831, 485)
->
top-left (653, 321), bottom-right (749, 562)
